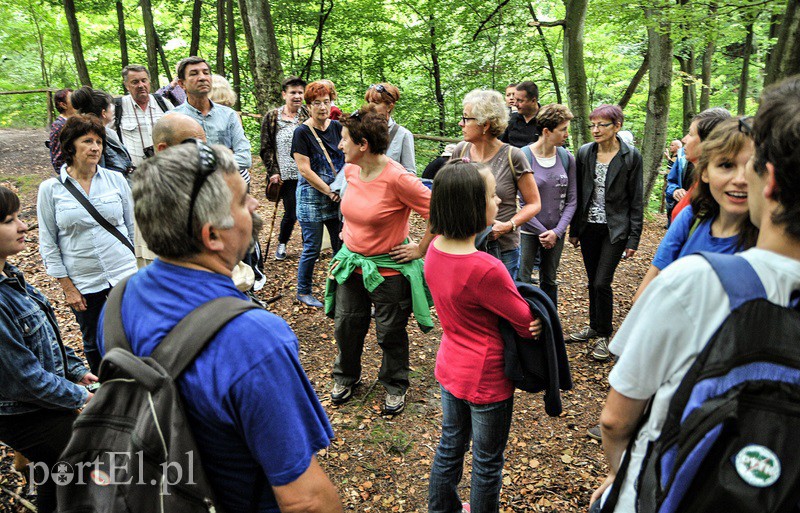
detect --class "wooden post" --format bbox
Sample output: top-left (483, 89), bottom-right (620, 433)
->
top-left (47, 89), bottom-right (54, 127)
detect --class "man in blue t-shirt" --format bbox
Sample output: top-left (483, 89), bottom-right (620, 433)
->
top-left (97, 141), bottom-right (343, 513)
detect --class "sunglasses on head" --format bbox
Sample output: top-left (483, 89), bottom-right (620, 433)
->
top-left (181, 138), bottom-right (217, 238)
top-left (369, 84), bottom-right (396, 102)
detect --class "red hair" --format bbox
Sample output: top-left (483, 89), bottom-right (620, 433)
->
top-left (304, 81), bottom-right (332, 103)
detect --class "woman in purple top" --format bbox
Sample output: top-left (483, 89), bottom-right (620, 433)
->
top-left (518, 104), bottom-right (577, 306)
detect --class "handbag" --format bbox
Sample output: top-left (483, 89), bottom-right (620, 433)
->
top-left (265, 180), bottom-right (282, 203)
top-left (58, 175), bottom-right (135, 254)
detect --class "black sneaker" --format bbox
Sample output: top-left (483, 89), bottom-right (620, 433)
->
top-left (382, 392), bottom-right (406, 415)
top-left (569, 327), bottom-right (600, 342)
top-left (331, 379), bottom-right (361, 405)
top-left (591, 337), bottom-right (611, 362)
top-left (587, 425), bottom-right (602, 441)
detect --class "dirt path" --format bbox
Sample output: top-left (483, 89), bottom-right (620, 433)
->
top-left (0, 128), bottom-right (667, 512)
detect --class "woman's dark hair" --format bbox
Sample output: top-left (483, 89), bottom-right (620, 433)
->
top-left (430, 162), bottom-right (489, 239)
top-left (0, 186), bottom-right (20, 221)
top-left (70, 86), bottom-right (113, 118)
top-left (690, 118), bottom-right (758, 250)
top-left (59, 114), bottom-right (107, 166)
top-left (693, 107), bottom-right (732, 141)
top-left (341, 106), bottom-right (389, 155)
top-left (54, 88), bottom-right (72, 114)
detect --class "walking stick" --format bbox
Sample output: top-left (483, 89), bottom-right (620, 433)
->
top-left (264, 181), bottom-right (282, 259)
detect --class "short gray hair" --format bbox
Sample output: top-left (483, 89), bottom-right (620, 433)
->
top-left (122, 65), bottom-right (149, 82)
top-left (463, 89), bottom-right (508, 137)
top-left (133, 144), bottom-right (238, 259)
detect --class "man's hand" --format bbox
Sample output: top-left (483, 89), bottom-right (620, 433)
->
top-left (390, 242), bottom-right (423, 263)
top-left (529, 318), bottom-right (543, 338)
top-left (64, 288), bottom-right (86, 311)
top-left (539, 230), bottom-right (557, 249)
top-left (590, 474), bottom-right (616, 509)
top-left (623, 249), bottom-right (636, 259)
top-left (673, 188), bottom-right (686, 201)
top-left (77, 373), bottom-right (99, 386)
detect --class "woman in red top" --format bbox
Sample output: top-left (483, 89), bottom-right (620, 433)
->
top-left (425, 161), bottom-right (541, 513)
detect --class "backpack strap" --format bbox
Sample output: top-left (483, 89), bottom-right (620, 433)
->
top-left (697, 252), bottom-right (767, 310)
top-left (150, 296), bottom-right (260, 380)
top-left (556, 146), bottom-right (570, 172)
top-left (520, 145), bottom-right (533, 165)
top-left (152, 93), bottom-right (169, 113)
top-left (103, 274), bottom-right (136, 353)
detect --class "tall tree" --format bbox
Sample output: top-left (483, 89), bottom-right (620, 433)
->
top-left (563, 0), bottom-right (590, 148)
top-left (239, 0), bottom-right (284, 113)
top-left (618, 51), bottom-right (649, 109)
top-left (737, 22), bottom-right (754, 115)
top-left (226, 0), bottom-right (241, 110)
top-left (156, 33), bottom-right (172, 82)
top-left (216, 0), bottom-right (226, 74)
top-left (698, 3), bottom-right (717, 112)
top-left (300, 0), bottom-right (333, 79)
top-left (190, 0), bottom-right (202, 56)
top-left (765, 0), bottom-right (800, 85)
top-left (140, 0), bottom-right (160, 89)
top-left (527, 3), bottom-right (562, 104)
top-left (116, 0), bottom-right (128, 69)
top-left (63, 0), bottom-right (91, 86)
top-left (642, 6), bottom-right (674, 200)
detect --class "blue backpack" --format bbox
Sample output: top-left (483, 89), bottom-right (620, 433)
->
top-left (628, 252), bottom-right (800, 513)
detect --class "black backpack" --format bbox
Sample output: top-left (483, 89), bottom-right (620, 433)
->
top-left (604, 252), bottom-right (800, 513)
top-left (113, 93), bottom-right (170, 140)
top-left (57, 276), bottom-right (259, 513)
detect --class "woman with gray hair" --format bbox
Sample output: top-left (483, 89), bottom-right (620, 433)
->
top-left (451, 89), bottom-right (541, 278)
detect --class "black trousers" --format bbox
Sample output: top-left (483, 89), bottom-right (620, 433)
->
top-left (278, 179), bottom-right (298, 244)
top-left (579, 223), bottom-right (627, 336)
top-left (333, 274), bottom-right (413, 396)
top-left (71, 287), bottom-right (111, 374)
top-left (0, 409), bottom-right (77, 513)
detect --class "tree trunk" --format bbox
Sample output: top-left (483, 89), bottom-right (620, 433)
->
top-left (27, 0), bottom-right (49, 87)
top-left (765, 0), bottom-right (800, 86)
top-left (63, 0), bottom-right (91, 86)
top-left (190, 0), bottom-right (202, 56)
top-left (216, 0), bottom-right (226, 74)
top-left (699, 40), bottom-right (714, 112)
top-left (226, 0), bottom-right (241, 110)
top-left (563, 0), bottom-right (590, 149)
top-left (301, 0), bottom-right (333, 79)
top-left (737, 22), bottom-right (754, 115)
top-left (676, 50), bottom-right (696, 134)
top-left (528, 3), bottom-right (562, 104)
top-left (116, 0), bottom-right (128, 70)
top-left (618, 51), bottom-right (649, 109)
top-left (156, 33), bottom-right (172, 82)
top-left (239, 0), bottom-right (283, 114)
top-left (642, 7), bottom-right (673, 201)
top-left (429, 15), bottom-right (446, 136)
top-left (140, 0), bottom-right (160, 89)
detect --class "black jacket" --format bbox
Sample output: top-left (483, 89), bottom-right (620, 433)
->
top-left (569, 136), bottom-right (644, 250)
top-left (499, 283), bottom-right (572, 416)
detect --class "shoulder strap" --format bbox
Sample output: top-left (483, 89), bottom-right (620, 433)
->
top-left (687, 215), bottom-right (703, 239)
top-left (114, 97), bottom-right (123, 140)
top-left (387, 123), bottom-right (400, 147)
top-left (58, 175), bottom-right (135, 254)
top-left (150, 296), bottom-right (260, 380)
top-left (308, 125), bottom-right (339, 177)
top-left (556, 146), bottom-right (570, 171)
top-left (152, 93), bottom-right (169, 113)
top-left (506, 145), bottom-right (519, 186)
top-left (103, 274), bottom-right (135, 354)
top-left (698, 252), bottom-right (767, 310)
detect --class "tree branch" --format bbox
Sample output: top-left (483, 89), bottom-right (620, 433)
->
top-left (472, 0), bottom-right (512, 41)
top-left (300, 0), bottom-right (333, 79)
top-left (527, 19), bottom-right (566, 28)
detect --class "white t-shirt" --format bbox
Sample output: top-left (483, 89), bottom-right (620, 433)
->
top-left (603, 248), bottom-right (800, 511)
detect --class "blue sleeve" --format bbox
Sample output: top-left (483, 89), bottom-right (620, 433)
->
top-left (665, 159), bottom-right (682, 200)
top-left (652, 206), bottom-right (694, 270)
top-left (290, 125), bottom-right (311, 159)
top-left (226, 316), bottom-right (334, 487)
top-left (229, 112), bottom-right (252, 170)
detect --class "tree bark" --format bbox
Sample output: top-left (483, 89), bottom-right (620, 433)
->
top-left (239, 0), bottom-right (283, 114)
top-left (116, 0), bottom-right (128, 70)
top-left (226, 0), bottom-right (241, 110)
top-left (563, 0), bottom-right (590, 149)
top-left (642, 7), bottom-right (673, 201)
top-left (765, 0), bottom-right (800, 86)
top-left (676, 50), bottom-right (696, 134)
top-left (140, 0), bottom-right (160, 89)
top-left (190, 0), bottom-right (202, 56)
top-left (429, 15), bottom-right (446, 136)
top-left (156, 33), bottom-right (172, 82)
top-left (618, 51), bottom-right (649, 109)
top-left (63, 0), bottom-right (91, 86)
top-left (528, 3), bottom-right (562, 104)
top-left (216, 0), bottom-right (226, 74)
top-left (737, 22), bottom-right (754, 115)
top-left (699, 3), bottom-right (716, 112)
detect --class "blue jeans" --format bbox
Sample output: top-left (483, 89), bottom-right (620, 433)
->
top-left (499, 247), bottom-right (520, 281)
top-left (297, 219), bottom-right (342, 295)
top-left (428, 386), bottom-right (514, 513)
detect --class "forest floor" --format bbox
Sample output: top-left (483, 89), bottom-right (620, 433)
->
top-left (0, 128), bottom-right (667, 512)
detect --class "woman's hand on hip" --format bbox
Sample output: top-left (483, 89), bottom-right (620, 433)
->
top-left (390, 242), bottom-right (423, 263)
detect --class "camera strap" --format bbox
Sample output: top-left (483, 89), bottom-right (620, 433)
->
top-left (132, 97), bottom-right (156, 156)
top-left (58, 174), bottom-right (135, 255)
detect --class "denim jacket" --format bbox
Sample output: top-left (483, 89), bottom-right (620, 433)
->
top-left (0, 263), bottom-right (88, 414)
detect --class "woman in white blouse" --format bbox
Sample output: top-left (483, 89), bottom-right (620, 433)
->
top-left (37, 114), bottom-right (137, 373)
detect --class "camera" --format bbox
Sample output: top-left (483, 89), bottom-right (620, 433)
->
top-left (85, 382), bottom-right (101, 392)
top-left (143, 146), bottom-right (155, 159)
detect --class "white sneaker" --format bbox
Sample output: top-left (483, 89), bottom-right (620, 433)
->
top-left (275, 243), bottom-right (287, 261)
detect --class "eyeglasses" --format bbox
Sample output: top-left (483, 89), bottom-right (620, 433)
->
top-left (369, 84), bottom-right (396, 102)
top-left (310, 100), bottom-right (331, 107)
top-left (588, 122), bottom-right (614, 130)
top-left (182, 138), bottom-right (218, 238)
top-left (460, 116), bottom-right (478, 124)
top-left (738, 116), bottom-right (754, 136)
